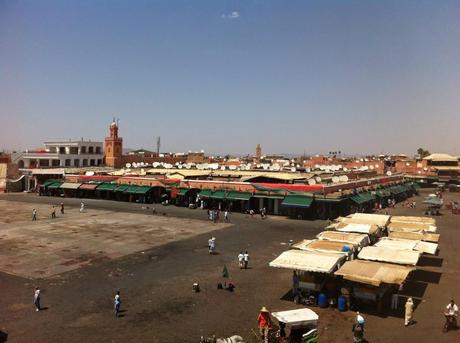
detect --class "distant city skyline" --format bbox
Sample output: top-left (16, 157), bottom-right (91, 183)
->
top-left (1, 1), bottom-right (459, 156)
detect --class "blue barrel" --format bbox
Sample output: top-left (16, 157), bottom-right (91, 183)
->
top-left (318, 293), bottom-right (328, 308)
top-left (338, 295), bottom-right (347, 312)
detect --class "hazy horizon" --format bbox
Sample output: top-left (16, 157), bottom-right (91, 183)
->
top-left (1, 1), bottom-right (459, 156)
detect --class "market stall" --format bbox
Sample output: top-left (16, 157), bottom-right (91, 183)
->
top-left (357, 246), bottom-right (421, 266)
top-left (316, 231), bottom-right (370, 250)
top-left (374, 237), bottom-right (438, 255)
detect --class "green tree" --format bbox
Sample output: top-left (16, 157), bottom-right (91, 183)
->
top-left (417, 148), bottom-right (430, 158)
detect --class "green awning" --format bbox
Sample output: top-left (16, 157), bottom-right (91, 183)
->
top-left (253, 194), bottom-right (285, 199)
top-left (115, 185), bottom-right (130, 192)
top-left (226, 191), bottom-right (252, 201)
top-left (43, 179), bottom-right (60, 187)
top-left (210, 190), bottom-right (226, 199)
top-left (281, 195), bottom-right (313, 208)
top-left (96, 183), bottom-right (118, 191)
top-left (177, 188), bottom-right (189, 196)
top-left (126, 185), bottom-right (152, 194)
top-left (376, 190), bottom-right (391, 197)
top-left (314, 197), bottom-right (346, 203)
top-left (198, 189), bottom-right (212, 198)
top-left (47, 182), bottom-right (62, 189)
top-left (389, 186), bottom-right (404, 195)
top-left (350, 194), bottom-right (368, 204)
top-left (411, 182), bottom-right (421, 189)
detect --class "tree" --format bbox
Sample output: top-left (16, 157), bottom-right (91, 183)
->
top-left (417, 148), bottom-right (430, 159)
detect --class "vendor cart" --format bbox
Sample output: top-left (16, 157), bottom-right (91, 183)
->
top-left (271, 308), bottom-right (319, 343)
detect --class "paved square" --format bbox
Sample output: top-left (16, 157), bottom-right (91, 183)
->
top-left (0, 200), bottom-right (230, 278)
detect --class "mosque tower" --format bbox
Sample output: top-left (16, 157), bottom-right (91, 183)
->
top-left (104, 118), bottom-right (123, 168)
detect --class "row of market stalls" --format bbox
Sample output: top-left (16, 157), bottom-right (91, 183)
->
top-left (38, 175), bottom-right (420, 220)
top-left (269, 213), bottom-right (440, 312)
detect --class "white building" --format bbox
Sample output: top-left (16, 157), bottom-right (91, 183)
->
top-left (18, 140), bottom-right (104, 169)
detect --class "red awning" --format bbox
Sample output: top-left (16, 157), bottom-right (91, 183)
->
top-left (79, 183), bottom-right (98, 190)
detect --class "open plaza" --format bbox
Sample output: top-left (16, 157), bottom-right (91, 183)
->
top-left (0, 188), bottom-right (459, 342)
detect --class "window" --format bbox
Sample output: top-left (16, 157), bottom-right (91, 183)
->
top-left (97, 159), bottom-right (102, 165)
top-left (88, 146), bottom-right (94, 154)
top-left (52, 160), bottom-right (60, 167)
top-left (90, 159), bottom-right (95, 166)
top-left (107, 146), bottom-right (111, 153)
top-left (82, 159), bottom-right (88, 166)
top-left (65, 159), bottom-right (71, 166)
top-left (81, 146), bottom-right (87, 154)
top-left (59, 147), bottom-right (66, 154)
top-left (70, 147), bottom-right (78, 154)
top-left (96, 147), bottom-right (101, 154)
top-left (74, 159), bottom-right (80, 167)
top-left (39, 160), bottom-right (49, 167)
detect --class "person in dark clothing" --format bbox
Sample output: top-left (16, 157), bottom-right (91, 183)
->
top-left (60, 203), bottom-right (64, 214)
top-left (352, 322), bottom-right (364, 342)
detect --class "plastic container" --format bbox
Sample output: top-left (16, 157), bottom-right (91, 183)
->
top-left (338, 295), bottom-right (347, 312)
top-left (318, 293), bottom-right (328, 308)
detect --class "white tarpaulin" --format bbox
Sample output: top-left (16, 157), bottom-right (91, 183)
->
top-left (375, 237), bottom-right (438, 255)
top-left (269, 250), bottom-right (345, 273)
top-left (388, 231), bottom-right (440, 243)
top-left (335, 260), bottom-right (415, 286)
top-left (347, 213), bottom-right (390, 227)
top-left (335, 223), bottom-right (379, 235)
top-left (388, 221), bottom-right (437, 233)
top-left (292, 239), bottom-right (354, 255)
top-left (358, 246), bottom-right (420, 265)
top-left (390, 216), bottom-right (436, 225)
top-left (271, 308), bottom-right (319, 328)
top-left (316, 231), bottom-right (370, 248)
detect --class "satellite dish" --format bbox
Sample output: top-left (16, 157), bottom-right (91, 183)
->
top-left (343, 167), bottom-right (348, 172)
top-left (305, 167), bottom-right (311, 173)
top-left (291, 167), bottom-right (296, 172)
top-left (85, 171), bottom-right (95, 176)
top-left (178, 165), bottom-right (183, 169)
top-left (221, 166), bottom-right (226, 170)
top-left (332, 176), bottom-right (339, 183)
top-left (386, 171), bottom-right (392, 176)
top-left (315, 176), bottom-right (322, 183)
top-left (369, 165), bottom-right (374, 170)
top-left (126, 163), bottom-right (132, 168)
top-left (308, 178), bottom-right (316, 185)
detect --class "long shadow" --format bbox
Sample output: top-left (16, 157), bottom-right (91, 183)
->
top-left (410, 269), bottom-right (442, 284)
top-left (399, 280), bottom-right (429, 299)
top-left (418, 256), bottom-right (443, 267)
top-left (0, 331), bottom-right (7, 343)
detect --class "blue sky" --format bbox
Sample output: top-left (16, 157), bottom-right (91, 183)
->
top-left (1, 0), bottom-right (459, 156)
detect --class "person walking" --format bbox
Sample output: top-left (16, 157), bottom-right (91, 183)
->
top-left (224, 210), bottom-right (229, 222)
top-left (243, 251), bottom-right (249, 269)
top-left (114, 291), bottom-right (121, 317)
top-left (60, 202), bottom-right (64, 214)
top-left (257, 306), bottom-right (271, 343)
top-left (34, 287), bottom-right (41, 312)
top-left (352, 320), bottom-right (364, 342)
top-left (80, 201), bottom-right (85, 213)
top-left (238, 252), bottom-right (244, 269)
top-left (32, 208), bottom-right (37, 221)
top-left (209, 237), bottom-right (216, 254)
top-left (405, 298), bottom-right (414, 326)
top-left (51, 206), bottom-right (56, 219)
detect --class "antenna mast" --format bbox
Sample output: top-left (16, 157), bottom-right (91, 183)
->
top-left (156, 136), bottom-right (161, 155)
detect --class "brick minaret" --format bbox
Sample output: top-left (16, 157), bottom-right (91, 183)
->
top-left (104, 119), bottom-right (123, 168)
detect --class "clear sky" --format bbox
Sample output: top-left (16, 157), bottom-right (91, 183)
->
top-left (1, 0), bottom-right (459, 156)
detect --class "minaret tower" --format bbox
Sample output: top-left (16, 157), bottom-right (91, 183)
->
top-left (104, 118), bottom-right (123, 168)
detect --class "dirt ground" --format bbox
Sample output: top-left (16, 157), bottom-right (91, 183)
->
top-left (0, 190), bottom-right (459, 343)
